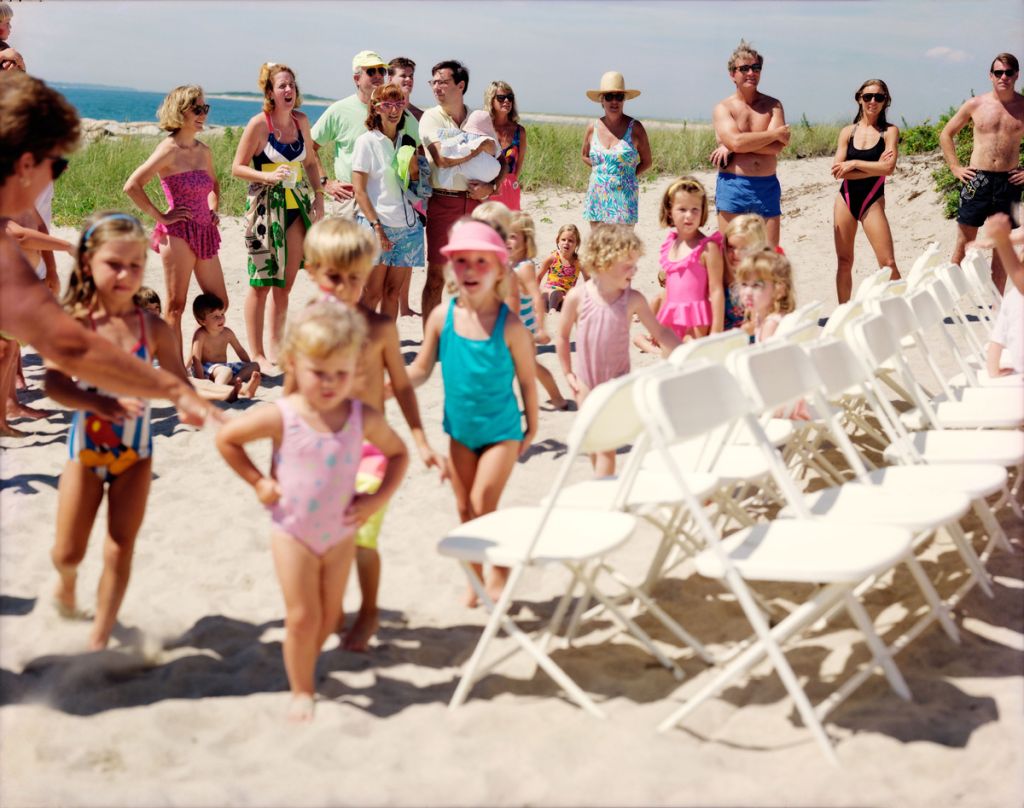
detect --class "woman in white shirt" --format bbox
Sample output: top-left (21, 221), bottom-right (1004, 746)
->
top-left (352, 83), bottom-right (425, 320)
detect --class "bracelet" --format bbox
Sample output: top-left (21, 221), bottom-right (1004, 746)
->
top-left (370, 220), bottom-right (382, 229)
top-left (314, 189), bottom-right (325, 196)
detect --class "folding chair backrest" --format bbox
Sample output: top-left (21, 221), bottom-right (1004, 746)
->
top-left (807, 337), bottom-right (872, 396)
top-left (906, 242), bottom-right (942, 290)
top-left (871, 295), bottom-right (917, 340)
top-left (775, 320), bottom-right (820, 345)
top-left (853, 267), bottom-right (894, 301)
top-left (877, 279), bottom-right (907, 298)
top-left (821, 300), bottom-right (864, 340)
top-left (911, 282), bottom-right (980, 386)
top-left (850, 308), bottom-right (900, 366)
top-left (567, 372), bottom-right (645, 455)
top-left (962, 250), bottom-right (1001, 311)
top-left (668, 329), bottom-right (749, 368)
top-left (937, 262), bottom-right (971, 300)
top-left (635, 360), bottom-right (752, 443)
top-left (909, 284), bottom-right (943, 329)
top-left (731, 341), bottom-right (819, 411)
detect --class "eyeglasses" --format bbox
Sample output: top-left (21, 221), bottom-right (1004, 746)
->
top-left (992, 68), bottom-right (1018, 78)
top-left (734, 63), bottom-right (763, 74)
top-left (364, 67), bottom-right (388, 77)
top-left (191, 103), bottom-right (211, 116)
top-left (376, 101), bottom-right (404, 112)
top-left (603, 92), bottom-right (625, 102)
top-left (495, 93), bottom-right (514, 103)
top-left (49, 155), bottom-right (69, 181)
top-left (429, 78), bottom-right (452, 87)
top-left (859, 93), bottom-right (887, 103)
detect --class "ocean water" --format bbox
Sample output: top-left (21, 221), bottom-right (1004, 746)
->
top-left (54, 83), bottom-right (282, 127)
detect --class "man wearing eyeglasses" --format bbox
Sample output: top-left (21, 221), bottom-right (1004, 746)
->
top-left (709, 40), bottom-right (790, 247)
top-left (312, 50), bottom-right (412, 220)
top-left (940, 52), bottom-right (1024, 293)
top-left (418, 59), bottom-right (506, 323)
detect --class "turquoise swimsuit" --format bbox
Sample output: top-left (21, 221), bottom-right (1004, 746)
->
top-left (439, 299), bottom-right (524, 451)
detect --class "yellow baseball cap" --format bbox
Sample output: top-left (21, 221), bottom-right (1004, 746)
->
top-left (352, 50), bottom-right (387, 72)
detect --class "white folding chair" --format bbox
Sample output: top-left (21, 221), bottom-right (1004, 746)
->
top-left (439, 374), bottom-right (695, 718)
top-left (905, 241), bottom-right (943, 291)
top-left (859, 296), bottom-right (1023, 430)
top-left (636, 362), bottom-right (916, 764)
top-left (935, 263), bottom-right (988, 358)
top-left (820, 300), bottom-right (864, 340)
top-left (853, 267), bottom-right (896, 301)
top-left (960, 250), bottom-right (1002, 327)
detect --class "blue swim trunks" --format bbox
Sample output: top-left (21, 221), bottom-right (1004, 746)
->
top-left (203, 360), bottom-right (248, 378)
top-left (715, 172), bottom-right (782, 218)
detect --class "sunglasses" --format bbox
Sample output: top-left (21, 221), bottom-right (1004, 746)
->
top-left (495, 93), bottom-right (514, 103)
top-left (376, 101), bottom-right (404, 112)
top-left (603, 92), bottom-right (625, 102)
top-left (859, 92), bottom-right (887, 103)
top-left (364, 67), bottom-right (388, 77)
top-left (49, 156), bottom-right (69, 181)
top-left (191, 103), bottom-right (211, 116)
top-left (991, 68), bottom-right (1018, 78)
top-left (735, 63), bottom-right (763, 74)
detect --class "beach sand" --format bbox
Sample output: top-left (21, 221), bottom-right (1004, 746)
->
top-left (1, 154), bottom-right (1021, 807)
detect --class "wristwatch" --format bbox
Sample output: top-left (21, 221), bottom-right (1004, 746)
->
top-left (370, 220), bottom-right (382, 229)
top-left (320, 176), bottom-right (328, 187)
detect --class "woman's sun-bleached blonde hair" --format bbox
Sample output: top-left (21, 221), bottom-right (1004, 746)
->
top-left (156, 85), bottom-right (205, 133)
top-left (483, 80), bottom-right (519, 124)
top-left (258, 62), bottom-right (302, 113)
top-left (280, 298), bottom-right (368, 366)
top-left (507, 210), bottom-right (537, 260)
top-left (735, 248), bottom-right (796, 317)
top-left (659, 176), bottom-right (709, 228)
top-left (63, 211), bottom-right (148, 316)
top-left (303, 216), bottom-right (379, 275)
top-left (579, 224), bottom-right (643, 276)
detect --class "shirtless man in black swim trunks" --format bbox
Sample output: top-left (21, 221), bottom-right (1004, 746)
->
top-left (940, 52), bottom-right (1024, 293)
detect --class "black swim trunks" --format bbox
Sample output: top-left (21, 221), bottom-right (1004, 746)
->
top-left (957, 169), bottom-right (1022, 227)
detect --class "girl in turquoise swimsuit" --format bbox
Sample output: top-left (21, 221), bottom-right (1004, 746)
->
top-left (44, 212), bottom-right (192, 650)
top-left (407, 219), bottom-right (538, 606)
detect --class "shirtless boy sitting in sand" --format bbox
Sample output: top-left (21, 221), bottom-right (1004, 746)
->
top-left (301, 217), bottom-right (446, 651)
top-left (941, 51), bottom-right (1024, 293)
top-left (190, 293), bottom-right (261, 398)
top-left (710, 40), bottom-right (790, 247)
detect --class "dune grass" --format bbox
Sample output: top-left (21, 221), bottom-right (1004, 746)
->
top-left (54, 120), bottom-right (844, 226)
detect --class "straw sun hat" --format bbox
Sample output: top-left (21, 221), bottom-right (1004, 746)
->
top-left (586, 71), bottom-right (641, 102)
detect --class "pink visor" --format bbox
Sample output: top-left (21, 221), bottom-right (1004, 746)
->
top-left (440, 221), bottom-right (508, 263)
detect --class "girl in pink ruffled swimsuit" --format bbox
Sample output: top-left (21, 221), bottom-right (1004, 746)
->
top-left (655, 177), bottom-right (725, 340)
top-left (124, 84), bottom-right (227, 356)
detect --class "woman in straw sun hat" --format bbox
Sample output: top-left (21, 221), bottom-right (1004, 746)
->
top-left (581, 71), bottom-right (651, 228)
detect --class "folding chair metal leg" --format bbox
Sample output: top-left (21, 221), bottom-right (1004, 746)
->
top-left (902, 555), bottom-right (961, 643)
top-left (842, 593), bottom-right (912, 701)
top-left (943, 522), bottom-right (994, 597)
top-left (973, 500), bottom-right (1014, 555)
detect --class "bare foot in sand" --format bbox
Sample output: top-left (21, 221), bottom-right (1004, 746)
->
top-left (87, 629), bottom-right (110, 651)
top-left (53, 578), bottom-right (88, 620)
top-left (400, 306), bottom-right (419, 317)
top-left (547, 397), bottom-right (571, 411)
top-left (287, 693), bottom-right (315, 723)
top-left (241, 371), bottom-right (261, 399)
top-left (7, 401), bottom-right (53, 420)
top-left (255, 356), bottom-right (277, 375)
top-left (343, 607), bottom-right (379, 653)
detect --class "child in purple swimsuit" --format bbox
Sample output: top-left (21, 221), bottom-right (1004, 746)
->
top-left (556, 225), bottom-right (680, 476)
top-left (124, 84), bottom-right (227, 356)
top-left (216, 301), bottom-right (408, 722)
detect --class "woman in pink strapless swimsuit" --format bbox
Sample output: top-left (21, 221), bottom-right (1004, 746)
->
top-left (124, 84), bottom-right (227, 356)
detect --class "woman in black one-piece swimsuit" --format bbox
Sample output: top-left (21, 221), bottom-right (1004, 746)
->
top-left (831, 79), bottom-right (901, 303)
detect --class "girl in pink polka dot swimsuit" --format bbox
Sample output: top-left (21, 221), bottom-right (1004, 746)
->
top-left (216, 301), bottom-right (408, 722)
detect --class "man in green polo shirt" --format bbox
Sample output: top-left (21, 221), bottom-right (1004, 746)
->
top-left (312, 50), bottom-right (391, 219)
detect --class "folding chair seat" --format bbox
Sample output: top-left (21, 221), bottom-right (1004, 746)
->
top-left (438, 374), bottom-right (708, 718)
top-left (635, 362), bottom-right (917, 763)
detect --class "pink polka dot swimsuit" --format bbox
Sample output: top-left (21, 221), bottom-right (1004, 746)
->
top-left (269, 397), bottom-right (363, 555)
top-left (150, 169), bottom-right (222, 260)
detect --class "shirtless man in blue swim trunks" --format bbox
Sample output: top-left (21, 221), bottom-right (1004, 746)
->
top-left (940, 52), bottom-right (1024, 294)
top-left (710, 40), bottom-right (790, 247)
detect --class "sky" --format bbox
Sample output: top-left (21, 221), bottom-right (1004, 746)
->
top-left (11, 0), bottom-right (1024, 125)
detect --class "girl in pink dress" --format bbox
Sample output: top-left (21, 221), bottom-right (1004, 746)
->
top-left (556, 225), bottom-right (679, 476)
top-left (655, 177), bottom-right (725, 340)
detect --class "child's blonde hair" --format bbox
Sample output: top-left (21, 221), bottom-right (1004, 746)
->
top-left (0, 3), bottom-right (13, 24)
top-left (735, 248), bottom-right (796, 317)
top-left (444, 217), bottom-right (512, 301)
top-left (280, 299), bottom-right (367, 366)
top-left (579, 225), bottom-right (643, 276)
top-left (659, 176), bottom-right (709, 228)
top-left (303, 217), bottom-right (378, 275)
top-left (156, 85), bottom-right (205, 133)
top-left (472, 201), bottom-right (511, 241)
top-left (507, 210), bottom-right (537, 260)
top-left (723, 213), bottom-right (770, 257)
top-left (63, 212), bottom-right (148, 316)
top-left (258, 62), bottom-right (303, 113)
top-left (554, 224), bottom-right (581, 262)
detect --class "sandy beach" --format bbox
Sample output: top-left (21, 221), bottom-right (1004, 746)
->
top-left (1, 152), bottom-right (1021, 807)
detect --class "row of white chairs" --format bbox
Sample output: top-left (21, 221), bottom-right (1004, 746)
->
top-left (435, 247), bottom-right (1021, 764)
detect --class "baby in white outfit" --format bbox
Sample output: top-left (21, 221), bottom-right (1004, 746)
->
top-left (433, 110), bottom-right (501, 188)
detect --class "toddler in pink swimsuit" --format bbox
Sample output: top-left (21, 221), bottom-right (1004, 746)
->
top-left (556, 225), bottom-right (681, 476)
top-left (216, 301), bottom-right (409, 723)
